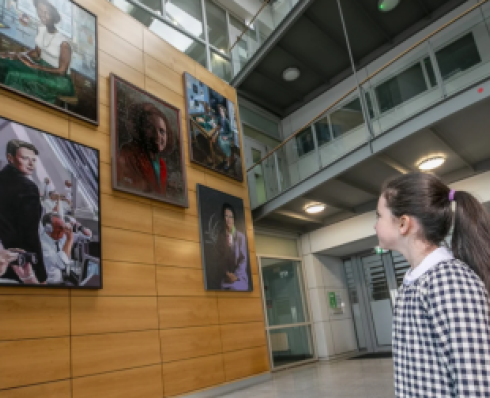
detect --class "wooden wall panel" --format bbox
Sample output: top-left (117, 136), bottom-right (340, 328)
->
top-left (101, 194), bottom-right (153, 234)
top-left (72, 261), bottom-right (156, 297)
top-left (152, 209), bottom-right (199, 242)
top-left (0, 0), bottom-right (269, 396)
top-left (71, 297), bottom-right (158, 335)
top-left (218, 298), bottom-right (264, 324)
top-left (102, 227), bottom-right (154, 264)
top-left (0, 338), bottom-right (70, 389)
top-left (72, 365), bottom-right (163, 398)
top-left (158, 297), bottom-right (219, 329)
top-left (0, 296), bottom-right (69, 341)
top-left (154, 236), bottom-right (201, 268)
top-left (160, 326), bottom-right (222, 362)
top-left (220, 322), bottom-right (267, 352)
top-left (223, 346), bottom-right (269, 381)
top-left (161, 354), bottom-right (225, 397)
top-left (0, 381), bottom-right (71, 398)
top-left (72, 330), bottom-right (161, 377)
top-left (156, 267), bottom-right (214, 297)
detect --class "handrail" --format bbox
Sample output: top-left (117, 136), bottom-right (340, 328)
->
top-left (228, 0), bottom-right (272, 53)
top-left (246, 0), bottom-right (489, 173)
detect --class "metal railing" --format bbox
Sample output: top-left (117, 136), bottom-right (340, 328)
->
top-left (228, 0), bottom-right (300, 77)
top-left (247, 0), bottom-right (490, 209)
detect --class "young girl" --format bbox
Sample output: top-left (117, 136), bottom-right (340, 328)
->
top-left (375, 172), bottom-right (490, 397)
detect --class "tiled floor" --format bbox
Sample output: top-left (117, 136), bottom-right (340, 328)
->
top-left (219, 358), bottom-right (395, 398)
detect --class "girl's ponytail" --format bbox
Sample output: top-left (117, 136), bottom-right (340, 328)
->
top-left (452, 190), bottom-right (490, 292)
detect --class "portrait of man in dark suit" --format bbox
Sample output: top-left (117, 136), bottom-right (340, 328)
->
top-left (0, 139), bottom-right (47, 284)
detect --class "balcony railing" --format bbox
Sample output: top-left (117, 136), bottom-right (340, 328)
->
top-left (228, 0), bottom-right (300, 77)
top-left (247, 0), bottom-right (490, 209)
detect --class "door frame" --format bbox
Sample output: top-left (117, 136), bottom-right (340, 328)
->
top-left (257, 254), bottom-right (318, 371)
top-left (344, 250), bottom-right (398, 353)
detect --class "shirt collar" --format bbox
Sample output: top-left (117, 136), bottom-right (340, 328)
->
top-left (403, 247), bottom-right (454, 285)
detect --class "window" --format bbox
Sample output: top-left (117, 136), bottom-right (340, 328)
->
top-left (211, 50), bottom-right (232, 82)
top-left (205, 0), bottom-right (229, 52)
top-left (164, 0), bottom-right (204, 39)
top-left (375, 63), bottom-right (428, 114)
top-left (295, 127), bottom-right (315, 157)
top-left (435, 33), bottom-right (481, 81)
top-left (329, 98), bottom-right (365, 137)
top-left (314, 118), bottom-right (332, 147)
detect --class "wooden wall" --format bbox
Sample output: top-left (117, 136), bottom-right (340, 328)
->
top-left (0, 1), bottom-right (269, 397)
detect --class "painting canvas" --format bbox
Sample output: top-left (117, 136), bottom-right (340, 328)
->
top-left (197, 184), bottom-right (252, 291)
top-left (184, 72), bottom-right (243, 182)
top-left (111, 74), bottom-right (188, 207)
top-left (0, 116), bottom-right (102, 288)
top-left (0, 0), bottom-right (98, 124)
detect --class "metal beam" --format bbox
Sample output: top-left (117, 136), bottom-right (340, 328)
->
top-left (428, 127), bottom-right (475, 171)
top-left (350, 0), bottom-right (392, 42)
top-left (335, 176), bottom-right (379, 197)
top-left (377, 154), bottom-right (412, 174)
top-left (230, 0), bottom-right (317, 88)
top-left (275, 210), bottom-right (324, 225)
top-left (237, 89), bottom-right (284, 117)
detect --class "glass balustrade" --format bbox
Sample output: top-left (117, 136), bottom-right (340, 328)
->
top-left (249, 8), bottom-right (490, 209)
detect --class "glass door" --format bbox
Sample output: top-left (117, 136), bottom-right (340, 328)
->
top-left (259, 257), bottom-right (316, 370)
top-left (344, 251), bottom-right (402, 353)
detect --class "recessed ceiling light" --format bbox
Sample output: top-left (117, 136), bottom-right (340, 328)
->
top-left (418, 156), bottom-right (445, 171)
top-left (378, 0), bottom-right (400, 12)
top-left (283, 67), bottom-right (300, 81)
top-left (305, 203), bottom-right (325, 214)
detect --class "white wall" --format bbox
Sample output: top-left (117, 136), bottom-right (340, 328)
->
top-left (255, 233), bottom-right (300, 258)
top-left (304, 254), bottom-right (357, 359)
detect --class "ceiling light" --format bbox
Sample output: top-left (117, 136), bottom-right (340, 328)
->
top-left (283, 67), bottom-right (300, 81)
top-left (418, 156), bottom-right (445, 171)
top-left (378, 0), bottom-right (400, 12)
top-left (305, 203), bottom-right (325, 214)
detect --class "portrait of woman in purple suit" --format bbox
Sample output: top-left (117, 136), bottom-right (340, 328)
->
top-left (197, 185), bottom-right (253, 292)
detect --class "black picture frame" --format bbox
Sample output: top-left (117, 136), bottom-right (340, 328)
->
top-left (183, 72), bottom-right (244, 182)
top-left (197, 184), bottom-right (253, 292)
top-left (110, 73), bottom-right (188, 208)
top-left (0, 115), bottom-right (102, 289)
top-left (0, 0), bottom-right (99, 125)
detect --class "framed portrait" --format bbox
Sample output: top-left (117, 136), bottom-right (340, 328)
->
top-left (110, 74), bottom-right (188, 207)
top-left (184, 72), bottom-right (243, 182)
top-left (197, 184), bottom-right (252, 292)
top-left (0, 0), bottom-right (98, 125)
top-left (0, 115), bottom-right (102, 289)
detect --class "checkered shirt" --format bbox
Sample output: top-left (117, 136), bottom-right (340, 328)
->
top-left (393, 259), bottom-right (490, 397)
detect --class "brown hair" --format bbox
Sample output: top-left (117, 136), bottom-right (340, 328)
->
top-left (33, 0), bottom-right (61, 25)
top-left (131, 102), bottom-right (175, 155)
top-left (383, 172), bottom-right (490, 291)
top-left (6, 139), bottom-right (39, 158)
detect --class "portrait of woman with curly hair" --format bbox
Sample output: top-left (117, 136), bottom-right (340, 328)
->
top-left (111, 75), bottom-right (188, 207)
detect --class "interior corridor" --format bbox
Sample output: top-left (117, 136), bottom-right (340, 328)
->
top-left (218, 357), bottom-right (395, 398)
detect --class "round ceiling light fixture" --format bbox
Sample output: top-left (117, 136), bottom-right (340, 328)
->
top-left (418, 156), bottom-right (445, 171)
top-left (305, 203), bottom-right (326, 214)
top-left (283, 67), bottom-right (300, 81)
top-left (378, 0), bottom-right (400, 12)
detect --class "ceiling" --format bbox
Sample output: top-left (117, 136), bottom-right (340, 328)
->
top-left (233, 0), bottom-right (468, 117)
top-left (253, 96), bottom-right (490, 233)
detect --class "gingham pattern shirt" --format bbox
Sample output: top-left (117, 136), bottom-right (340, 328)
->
top-left (393, 259), bottom-right (490, 397)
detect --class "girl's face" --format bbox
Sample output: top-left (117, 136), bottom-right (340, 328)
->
top-left (375, 195), bottom-right (400, 251)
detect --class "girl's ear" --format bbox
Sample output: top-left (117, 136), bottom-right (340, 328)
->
top-left (399, 215), bottom-right (411, 236)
